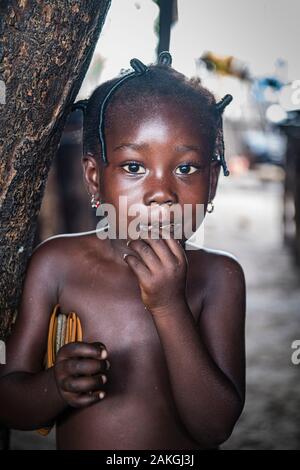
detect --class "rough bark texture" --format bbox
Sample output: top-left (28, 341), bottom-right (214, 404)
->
top-left (0, 0), bottom-right (111, 340)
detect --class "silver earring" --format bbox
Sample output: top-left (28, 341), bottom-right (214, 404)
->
top-left (90, 194), bottom-right (100, 209)
top-left (207, 200), bottom-right (214, 213)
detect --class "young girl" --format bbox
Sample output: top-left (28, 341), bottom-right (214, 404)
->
top-left (0, 52), bottom-right (246, 450)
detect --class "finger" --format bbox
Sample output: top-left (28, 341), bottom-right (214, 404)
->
top-left (163, 236), bottom-right (187, 263)
top-left (64, 358), bottom-right (108, 376)
top-left (123, 253), bottom-right (150, 278)
top-left (141, 236), bottom-right (177, 265)
top-left (61, 373), bottom-right (107, 393)
top-left (127, 238), bottom-right (161, 270)
top-left (90, 342), bottom-right (108, 359)
top-left (67, 390), bottom-right (106, 408)
top-left (58, 341), bottom-right (107, 361)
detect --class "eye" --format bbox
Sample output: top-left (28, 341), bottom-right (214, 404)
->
top-left (122, 162), bottom-right (146, 174)
top-left (175, 164), bottom-right (200, 175)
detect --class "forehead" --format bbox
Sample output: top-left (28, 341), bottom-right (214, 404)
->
top-left (105, 97), bottom-right (208, 149)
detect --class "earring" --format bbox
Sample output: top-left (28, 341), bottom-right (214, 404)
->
top-left (207, 200), bottom-right (214, 213)
top-left (90, 194), bottom-right (100, 209)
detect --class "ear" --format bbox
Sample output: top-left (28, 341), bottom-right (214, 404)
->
top-left (82, 153), bottom-right (100, 198)
top-left (209, 160), bottom-right (221, 201)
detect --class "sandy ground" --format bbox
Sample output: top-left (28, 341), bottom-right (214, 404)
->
top-left (10, 170), bottom-right (300, 450)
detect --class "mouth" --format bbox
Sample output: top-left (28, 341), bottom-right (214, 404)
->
top-left (138, 222), bottom-right (181, 232)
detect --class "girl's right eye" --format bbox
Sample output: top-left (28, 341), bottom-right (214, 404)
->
top-left (121, 162), bottom-right (146, 174)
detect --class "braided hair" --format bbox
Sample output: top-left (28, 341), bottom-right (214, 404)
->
top-left (72, 52), bottom-right (232, 176)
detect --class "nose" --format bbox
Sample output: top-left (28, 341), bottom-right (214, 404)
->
top-left (143, 183), bottom-right (178, 207)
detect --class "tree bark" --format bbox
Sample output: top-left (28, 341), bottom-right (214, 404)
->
top-left (0, 0), bottom-right (111, 340)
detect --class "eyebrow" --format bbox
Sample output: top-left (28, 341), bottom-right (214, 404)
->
top-left (113, 143), bottom-right (203, 154)
top-left (113, 143), bottom-right (149, 152)
top-left (174, 144), bottom-right (202, 154)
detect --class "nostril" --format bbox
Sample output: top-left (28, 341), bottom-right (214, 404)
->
top-left (145, 191), bottom-right (178, 207)
top-left (149, 201), bottom-right (173, 206)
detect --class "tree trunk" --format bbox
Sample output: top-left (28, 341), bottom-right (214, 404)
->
top-left (0, 0), bottom-right (111, 341)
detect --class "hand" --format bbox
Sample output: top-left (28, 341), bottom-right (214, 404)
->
top-left (124, 234), bottom-right (188, 315)
top-left (54, 341), bottom-right (110, 408)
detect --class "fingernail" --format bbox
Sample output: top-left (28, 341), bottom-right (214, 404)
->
top-left (101, 349), bottom-right (107, 359)
top-left (101, 374), bottom-right (107, 384)
top-left (126, 240), bottom-right (131, 246)
top-left (99, 391), bottom-right (105, 399)
top-left (106, 359), bottom-right (111, 370)
top-left (123, 253), bottom-right (128, 259)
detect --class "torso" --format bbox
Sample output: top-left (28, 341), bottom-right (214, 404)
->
top-left (50, 232), bottom-right (217, 449)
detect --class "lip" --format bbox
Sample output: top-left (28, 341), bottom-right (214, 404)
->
top-left (139, 222), bottom-right (181, 231)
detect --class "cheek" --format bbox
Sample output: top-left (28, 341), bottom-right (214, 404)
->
top-left (179, 178), bottom-right (210, 234)
top-left (101, 178), bottom-right (145, 224)
top-left (109, 185), bottom-right (144, 212)
top-left (180, 176), bottom-right (210, 204)
top-left (99, 170), bottom-right (128, 203)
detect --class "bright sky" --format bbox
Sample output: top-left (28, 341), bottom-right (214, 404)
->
top-left (171, 0), bottom-right (300, 80)
top-left (87, 0), bottom-right (158, 83)
top-left (79, 0), bottom-right (300, 98)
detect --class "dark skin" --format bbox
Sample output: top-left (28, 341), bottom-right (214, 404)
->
top-left (0, 99), bottom-right (246, 450)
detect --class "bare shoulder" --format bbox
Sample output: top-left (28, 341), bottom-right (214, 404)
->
top-left (192, 247), bottom-right (245, 282)
top-left (30, 235), bottom-right (77, 282)
top-left (32, 230), bottom-right (101, 268)
top-left (188, 246), bottom-right (246, 307)
top-left (28, 232), bottom-right (100, 295)
top-left (33, 231), bottom-right (93, 257)
top-left (0, 232), bottom-right (105, 376)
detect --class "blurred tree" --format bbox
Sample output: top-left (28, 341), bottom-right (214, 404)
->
top-left (153, 0), bottom-right (178, 56)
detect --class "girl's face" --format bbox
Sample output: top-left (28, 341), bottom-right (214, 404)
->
top-left (84, 99), bottom-right (220, 243)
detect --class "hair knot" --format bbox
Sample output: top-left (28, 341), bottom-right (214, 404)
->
top-left (158, 51), bottom-right (172, 66)
top-left (130, 58), bottom-right (148, 74)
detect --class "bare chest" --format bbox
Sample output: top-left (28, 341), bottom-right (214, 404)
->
top-left (57, 260), bottom-right (204, 389)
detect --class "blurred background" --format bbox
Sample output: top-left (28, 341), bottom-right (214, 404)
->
top-left (11, 0), bottom-right (300, 449)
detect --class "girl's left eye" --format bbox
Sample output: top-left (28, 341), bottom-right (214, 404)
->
top-left (122, 163), bottom-right (146, 174)
top-left (175, 164), bottom-right (200, 175)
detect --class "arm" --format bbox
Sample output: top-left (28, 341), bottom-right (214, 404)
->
top-left (124, 238), bottom-right (246, 448)
top-left (0, 240), bottom-right (67, 429)
top-left (151, 257), bottom-right (245, 448)
top-left (0, 239), bottom-right (108, 430)
top-left (0, 369), bottom-right (67, 430)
